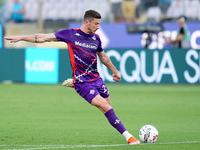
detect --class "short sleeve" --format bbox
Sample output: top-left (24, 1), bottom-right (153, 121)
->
top-left (54, 29), bottom-right (71, 43)
top-left (96, 35), bottom-right (103, 52)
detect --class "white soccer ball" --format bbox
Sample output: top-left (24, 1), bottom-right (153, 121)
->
top-left (139, 125), bottom-right (159, 143)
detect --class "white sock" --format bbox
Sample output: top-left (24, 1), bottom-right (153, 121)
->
top-left (122, 130), bottom-right (133, 141)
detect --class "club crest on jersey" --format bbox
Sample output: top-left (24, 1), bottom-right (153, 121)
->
top-left (92, 36), bottom-right (96, 41)
top-left (90, 90), bottom-right (95, 95)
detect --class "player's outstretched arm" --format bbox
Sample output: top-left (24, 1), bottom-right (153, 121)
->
top-left (97, 51), bottom-right (121, 82)
top-left (4, 33), bottom-right (57, 43)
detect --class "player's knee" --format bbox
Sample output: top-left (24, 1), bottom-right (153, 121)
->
top-left (101, 102), bottom-right (112, 113)
top-left (91, 95), bottom-right (112, 113)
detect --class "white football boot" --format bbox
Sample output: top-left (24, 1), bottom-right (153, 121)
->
top-left (62, 78), bottom-right (74, 88)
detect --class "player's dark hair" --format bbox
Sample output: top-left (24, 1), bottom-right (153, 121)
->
top-left (84, 10), bottom-right (101, 22)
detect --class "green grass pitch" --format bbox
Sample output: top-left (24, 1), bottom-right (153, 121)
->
top-left (0, 83), bottom-right (200, 150)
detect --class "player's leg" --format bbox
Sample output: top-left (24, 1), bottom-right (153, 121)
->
top-left (91, 95), bottom-right (111, 113)
top-left (104, 96), bottom-right (111, 105)
top-left (91, 95), bottom-right (140, 145)
top-left (74, 80), bottom-right (140, 144)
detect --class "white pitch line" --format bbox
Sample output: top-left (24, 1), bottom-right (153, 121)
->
top-left (1, 141), bottom-right (200, 150)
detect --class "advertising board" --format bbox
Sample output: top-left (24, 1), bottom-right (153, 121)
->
top-left (70, 22), bottom-right (200, 49)
top-left (0, 24), bottom-right (2, 49)
top-left (98, 49), bottom-right (200, 84)
top-left (25, 47), bottom-right (59, 84)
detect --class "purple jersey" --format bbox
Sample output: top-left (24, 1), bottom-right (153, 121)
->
top-left (55, 28), bottom-right (103, 83)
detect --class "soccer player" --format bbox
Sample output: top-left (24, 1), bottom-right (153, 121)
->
top-left (4, 10), bottom-right (140, 145)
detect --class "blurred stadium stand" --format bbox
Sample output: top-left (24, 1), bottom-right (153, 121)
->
top-left (166, 0), bottom-right (200, 21)
top-left (5, 0), bottom-right (111, 23)
top-left (4, 0), bottom-right (200, 24)
top-left (146, 6), bottom-right (162, 22)
top-left (4, 0), bottom-right (111, 48)
top-left (2, 0), bottom-right (200, 49)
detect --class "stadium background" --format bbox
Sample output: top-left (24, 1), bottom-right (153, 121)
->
top-left (0, 0), bottom-right (200, 84)
top-left (0, 1), bottom-right (200, 150)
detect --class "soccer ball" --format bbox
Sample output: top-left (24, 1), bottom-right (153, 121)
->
top-left (139, 125), bottom-right (159, 143)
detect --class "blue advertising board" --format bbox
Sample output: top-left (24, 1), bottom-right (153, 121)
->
top-left (25, 47), bottom-right (59, 84)
top-left (0, 24), bottom-right (2, 49)
top-left (69, 22), bottom-right (200, 49)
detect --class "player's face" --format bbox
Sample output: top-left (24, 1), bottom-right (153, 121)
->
top-left (87, 18), bottom-right (101, 34)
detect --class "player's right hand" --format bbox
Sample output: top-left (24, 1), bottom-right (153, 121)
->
top-left (4, 37), bottom-right (22, 43)
top-left (113, 72), bottom-right (121, 82)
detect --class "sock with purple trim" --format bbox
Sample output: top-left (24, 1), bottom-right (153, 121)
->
top-left (104, 108), bottom-right (126, 134)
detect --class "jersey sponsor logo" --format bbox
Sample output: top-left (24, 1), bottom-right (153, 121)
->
top-left (75, 41), bottom-right (97, 49)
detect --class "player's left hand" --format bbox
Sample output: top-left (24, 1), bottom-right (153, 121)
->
top-left (113, 72), bottom-right (121, 82)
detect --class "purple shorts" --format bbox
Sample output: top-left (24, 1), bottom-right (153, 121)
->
top-left (74, 78), bottom-right (110, 103)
